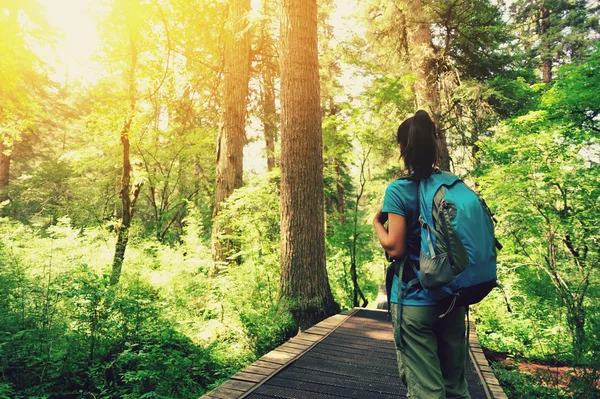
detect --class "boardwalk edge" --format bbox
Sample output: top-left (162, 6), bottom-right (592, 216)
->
top-left (468, 320), bottom-right (509, 399)
top-left (199, 308), bottom-right (359, 399)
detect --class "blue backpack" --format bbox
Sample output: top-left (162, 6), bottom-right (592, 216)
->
top-left (407, 170), bottom-right (499, 310)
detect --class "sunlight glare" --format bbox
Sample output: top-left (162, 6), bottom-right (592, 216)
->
top-left (38, 0), bottom-right (102, 84)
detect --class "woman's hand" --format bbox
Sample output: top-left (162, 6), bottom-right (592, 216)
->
top-left (373, 206), bottom-right (388, 226)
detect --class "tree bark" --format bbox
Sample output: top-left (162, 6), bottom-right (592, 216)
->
top-left (351, 151), bottom-right (369, 308)
top-left (566, 303), bottom-right (586, 358)
top-left (336, 161), bottom-right (345, 224)
top-left (279, 0), bottom-right (339, 330)
top-left (263, 64), bottom-right (277, 172)
top-left (110, 36), bottom-right (141, 286)
top-left (0, 141), bottom-right (10, 202)
top-left (540, 8), bottom-right (552, 84)
top-left (212, 0), bottom-right (251, 263)
top-left (259, 0), bottom-right (277, 172)
top-left (404, 0), bottom-right (451, 170)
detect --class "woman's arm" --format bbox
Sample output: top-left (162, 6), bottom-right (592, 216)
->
top-left (373, 208), bottom-right (407, 260)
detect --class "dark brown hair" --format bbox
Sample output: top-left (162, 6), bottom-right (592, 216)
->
top-left (396, 110), bottom-right (438, 178)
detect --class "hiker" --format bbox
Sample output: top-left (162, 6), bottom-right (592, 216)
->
top-left (373, 110), bottom-right (471, 399)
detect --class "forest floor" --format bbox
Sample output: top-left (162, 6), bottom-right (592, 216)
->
top-left (483, 348), bottom-right (600, 391)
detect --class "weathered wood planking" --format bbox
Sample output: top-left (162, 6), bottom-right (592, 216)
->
top-left (200, 306), bottom-right (509, 399)
top-left (199, 308), bottom-right (359, 399)
top-left (468, 319), bottom-right (509, 399)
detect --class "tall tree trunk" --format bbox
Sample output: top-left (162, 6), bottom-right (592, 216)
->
top-left (260, 0), bottom-right (277, 172)
top-left (351, 150), bottom-right (369, 308)
top-left (336, 161), bottom-right (345, 224)
top-left (540, 8), bottom-right (552, 84)
top-left (262, 65), bottom-right (277, 172)
top-left (211, 0), bottom-right (251, 264)
top-left (110, 37), bottom-right (142, 286)
top-left (279, 0), bottom-right (339, 330)
top-left (0, 141), bottom-right (10, 202)
top-left (404, 0), bottom-right (451, 170)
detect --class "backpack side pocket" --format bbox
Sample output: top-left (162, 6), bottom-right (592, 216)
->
top-left (419, 250), bottom-right (454, 289)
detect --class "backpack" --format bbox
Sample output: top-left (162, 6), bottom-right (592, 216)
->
top-left (417, 170), bottom-right (500, 306)
top-left (385, 170), bottom-right (501, 318)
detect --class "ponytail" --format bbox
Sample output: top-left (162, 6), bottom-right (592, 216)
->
top-left (396, 110), bottom-right (438, 178)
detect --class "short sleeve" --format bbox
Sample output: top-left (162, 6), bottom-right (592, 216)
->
top-left (382, 183), bottom-right (406, 217)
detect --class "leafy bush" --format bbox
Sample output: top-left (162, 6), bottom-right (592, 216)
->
top-left (0, 215), bottom-right (291, 398)
top-left (492, 363), bottom-right (570, 399)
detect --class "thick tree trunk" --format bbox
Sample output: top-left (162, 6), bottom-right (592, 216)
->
top-left (404, 0), bottom-right (451, 170)
top-left (0, 141), bottom-right (10, 202)
top-left (437, 126), bottom-right (451, 171)
top-left (279, 0), bottom-right (339, 330)
top-left (212, 0), bottom-right (251, 263)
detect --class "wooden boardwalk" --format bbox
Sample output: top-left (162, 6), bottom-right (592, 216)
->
top-left (201, 301), bottom-right (507, 399)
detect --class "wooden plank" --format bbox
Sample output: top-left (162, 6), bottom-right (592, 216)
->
top-left (202, 387), bottom-right (244, 399)
top-left (250, 360), bottom-right (281, 370)
top-left (306, 325), bottom-right (332, 332)
top-left (220, 380), bottom-right (255, 392)
top-left (201, 308), bottom-right (359, 399)
top-left (236, 308), bottom-right (359, 399)
top-left (467, 321), bottom-right (509, 399)
top-left (277, 344), bottom-right (310, 353)
top-left (280, 341), bottom-right (311, 350)
top-left (303, 329), bottom-right (329, 336)
top-left (261, 350), bottom-right (296, 364)
top-left (473, 352), bottom-right (490, 365)
top-left (290, 334), bottom-right (321, 343)
top-left (231, 372), bottom-right (266, 383)
top-left (478, 364), bottom-right (493, 373)
top-left (488, 385), bottom-right (509, 399)
top-left (274, 345), bottom-right (305, 355)
top-left (242, 365), bottom-right (277, 376)
top-left (315, 319), bottom-right (342, 327)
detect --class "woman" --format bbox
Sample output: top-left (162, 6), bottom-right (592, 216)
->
top-left (373, 110), bottom-right (470, 399)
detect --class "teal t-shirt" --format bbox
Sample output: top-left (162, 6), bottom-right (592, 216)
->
top-left (382, 179), bottom-right (435, 306)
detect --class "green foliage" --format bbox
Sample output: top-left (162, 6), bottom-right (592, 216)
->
top-left (492, 363), bottom-right (570, 399)
top-left (0, 212), bottom-right (293, 398)
top-left (326, 214), bottom-right (381, 309)
top-left (213, 173), bottom-right (280, 267)
top-left (474, 47), bottom-right (600, 399)
top-left (487, 76), bottom-right (541, 118)
top-left (0, 0), bottom-right (55, 147)
top-left (543, 44), bottom-right (600, 138)
top-left (474, 290), bottom-right (571, 360)
top-left (510, 0), bottom-right (599, 73)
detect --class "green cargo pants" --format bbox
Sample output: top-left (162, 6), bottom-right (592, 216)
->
top-left (391, 302), bottom-right (471, 399)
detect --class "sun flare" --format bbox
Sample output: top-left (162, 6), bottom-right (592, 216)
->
top-left (38, 0), bottom-right (101, 83)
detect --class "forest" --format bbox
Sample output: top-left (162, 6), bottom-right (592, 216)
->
top-left (0, 0), bottom-right (599, 398)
